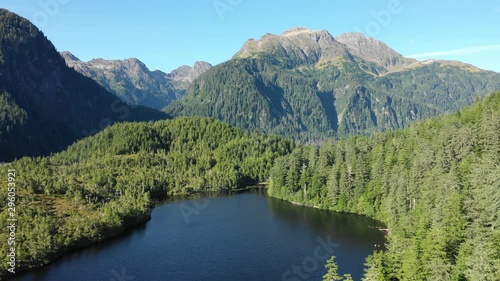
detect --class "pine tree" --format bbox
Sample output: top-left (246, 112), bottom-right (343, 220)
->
top-left (323, 256), bottom-right (343, 281)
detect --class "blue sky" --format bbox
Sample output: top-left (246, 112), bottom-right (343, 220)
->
top-left (2, 0), bottom-right (500, 72)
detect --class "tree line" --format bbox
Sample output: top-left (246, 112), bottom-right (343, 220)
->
top-left (1, 92), bottom-right (499, 280)
top-left (269, 93), bottom-right (500, 280)
top-left (0, 117), bottom-right (294, 279)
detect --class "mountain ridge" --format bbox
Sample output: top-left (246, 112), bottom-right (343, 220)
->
top-left (335, 32), bottom-right (417, 72)
top-left (0, 9), bottom-right (167, 162)
top-left (233, 27), bottom-right (349, 68)
top-left (167, 27), bottom-right (500, 141)
top-left (61, 51), bottom-right (212, 109)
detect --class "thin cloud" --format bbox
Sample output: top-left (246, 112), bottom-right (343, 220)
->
top-left (408, 45), bottom-right (500, 59)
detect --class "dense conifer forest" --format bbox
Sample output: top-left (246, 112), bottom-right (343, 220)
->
top-left (2, 93), bottom-right (499, 280)
top-left (0, 117), bottom-right (294, 279)
top-left (1, 7), bottom-right (499, 281)
top-left (269, 93), bottom-right (500, 280)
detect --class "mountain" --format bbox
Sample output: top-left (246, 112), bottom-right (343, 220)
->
top-left (61, 52), bottom-right (212, 109)
top-left (233, 28), bottom-right (416, 73)
top-left (335, 32), bottom-right (417, 72)
top-left (161, 61), bottom-right (213, 90)
top-left (233, 27), bottom-right (350, 67)
top-left (0, 9), bottom-right (168, 162)
top-left (166, 28), bottom-right (500, 141)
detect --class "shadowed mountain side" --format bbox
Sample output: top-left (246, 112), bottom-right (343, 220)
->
top-left (0, 9), bottom-right (168, 162)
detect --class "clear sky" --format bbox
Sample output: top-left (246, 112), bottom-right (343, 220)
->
top-left (2, 0), bottom-right (500, 72)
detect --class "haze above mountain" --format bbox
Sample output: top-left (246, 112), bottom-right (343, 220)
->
top-left (166, 27), bottom-right (500, 140)
top-left (61, 52), bottom-right (212, 109)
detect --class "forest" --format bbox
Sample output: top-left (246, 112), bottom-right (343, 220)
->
top-left (1, 92), bottom-right (499, 280)
top-left (1, 8), bottom-right (499, 281)
top-left (269, 92), bottom-right (500, 280)
top-left (0, 117), bottom-right (294, 279)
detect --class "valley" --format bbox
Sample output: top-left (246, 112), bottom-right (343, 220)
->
top-left (0, 6), bottom-right (499, 281)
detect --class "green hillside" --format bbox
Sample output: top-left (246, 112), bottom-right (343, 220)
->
top-left (0, 117), bottom-right (293, 279)
top-left (166, 29), bottom-right (500, 142)
top-left (268, 92), bottom-right (500, 280)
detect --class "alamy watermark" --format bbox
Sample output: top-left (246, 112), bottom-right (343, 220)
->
top-left (6, 169), bottom-right (17, 274)
top-left (110, 267), bottom-right (135, 281)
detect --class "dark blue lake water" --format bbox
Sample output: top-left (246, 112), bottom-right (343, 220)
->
top-left (15, 189), bottom-right (385, 281)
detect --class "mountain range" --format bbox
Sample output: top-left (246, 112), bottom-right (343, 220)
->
top-left (1, 9), bottom-right (499, 281)
top-left (0, 9), bottom-right (167, 162)
top-left (166, 27), bottom-right (500, 141)
top-left (2, 10), bottom-right (500, 161)
top-left (61, 52), bottom-right (212, 109)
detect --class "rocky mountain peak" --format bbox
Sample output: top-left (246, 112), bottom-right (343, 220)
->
top-left (281, 27), bottom-right (325, 37)
top-left (193, 61), bottom-right (212, 73)
top-left (233, 27), bottom-right (346, 66)
top-left (83, 57), bottom-right (149, 73)
top-left (167, 61), bottom-right (213, 84)
top-left (59, 52), bottom-right (212, 109)
top-left (336, 32), bottom-right (416, 70)
top-left (60, 51), bottom-right (80, 62)
top-left (233, 28), bottom-right (419, 72)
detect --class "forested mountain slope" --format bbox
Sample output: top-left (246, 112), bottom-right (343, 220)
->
top-left (269, 92), bottom-right (500, 280)
top-left (166, 28), bottom-right (500, 141)
top-left (0, 117), bottom-right (294, 279)
top-left (0, 9), bottom-right (167, 162)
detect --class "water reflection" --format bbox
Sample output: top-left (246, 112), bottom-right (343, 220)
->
top-left (14, 189), bottom-right (385, 281)
top-left (267, 196), bottom-right (386, 245)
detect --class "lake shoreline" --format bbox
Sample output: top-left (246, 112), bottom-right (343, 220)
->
top-left (269, 195), bottom-right (389, 236)
top-left (10, 185), bottom-right (386, 280)
top-left (6, 213), bottom-right (151, 280)
top-left (6, 184), bottom-right (265, 280)
top-left (14, 189), bottom-right (385, 281)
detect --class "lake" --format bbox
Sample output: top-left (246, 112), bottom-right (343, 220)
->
top-left (14, 189), bottom-right (385, 281)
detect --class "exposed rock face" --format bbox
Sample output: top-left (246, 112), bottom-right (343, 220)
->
top-left (335, 32), bottom-right (416, 71)
top-left (0, 9), bottom-right (167, 162)
top-left (234, 27), bottom-right (349, 67)
top-left (61, 52), bottom-right (212, 109)
top-left (168, 61), bottom-right (213, 84)
top-left (156, 61), bottom-right (213, 93)
top-left (234, 28), bottom-right (420, 73)
top-left (167, 27), bottom-right (500, 141)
